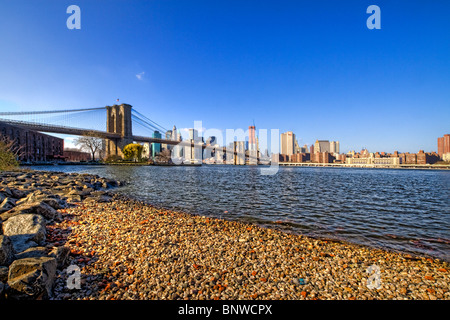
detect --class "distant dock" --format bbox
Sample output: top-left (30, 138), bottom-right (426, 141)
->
top-left (279, 162), bottom-right (450, 170)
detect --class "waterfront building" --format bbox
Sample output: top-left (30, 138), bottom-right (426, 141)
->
top-left (63, 148), bottom-right (90, 162)
top-left (281, 131), bottom-right (295, 156)
top-left (248, 126), bottom-right (258, 165)
top-left (346, 156), bottom-right (400, 165)
top-left (289, 153), bottom-right (310, 163)
top-left (152, 131), bottom-right (162, 158)
top-left (234, 141), bottom-right (246, 165)
top-left (0, 121), bottom-right (63, 162)
top-left (183, 129), bottom-right (202, 164)
top-left (330, 141), bottom-right (340, 154)
top-left (314, 140), bottom-right (330, 153)
top-left (312, 151), bottom-right (334, 163)
top-left (437, 134), bottom-right (450, 158)
top-left (416, 150), bottom-right (439, 164)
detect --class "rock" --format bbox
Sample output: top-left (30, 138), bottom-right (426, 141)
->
top-left (10, 201), bottom-right (60, 221)
top-left (7, 257), bottom-right (57, 299)
top-left (0, 235), bottom-right (14, 266)
top-left (10, 189), bottom-right (28, 199)
top-left (98, 195), bottom-right (113, 203)
top-left (0, 266), bottom-right (8, 282)
top-left (15, 246), bottom-right (49, 260)
top-left (68, 195), bottom-right (82, 203)
top-left (0, 187), bottom-right (13, 198)
top-left (2, 214), bottom-right (46, 253)
top-left (49, 246), bottom-right (70, 268)
top-left (0, 197), bottom-right (16, 213)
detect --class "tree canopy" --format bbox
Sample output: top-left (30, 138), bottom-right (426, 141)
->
top-left (122, 143), bottom-right (144, 162)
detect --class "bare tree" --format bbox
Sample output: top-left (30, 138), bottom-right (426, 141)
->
top-left (75, 131), bottom-right (104, 161)
top-left (154, 149), bottom-right (172, 164)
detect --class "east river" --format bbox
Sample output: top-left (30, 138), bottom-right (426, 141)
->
top-left (27, 165), bottom-right (450, 261)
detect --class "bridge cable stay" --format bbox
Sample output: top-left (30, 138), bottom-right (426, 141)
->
top-left (131, 115), bottom-right (165, 135)
top-left (131, 109), bottom-right (168, 133)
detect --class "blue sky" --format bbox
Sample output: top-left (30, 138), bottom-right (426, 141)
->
top-left (0, 0), bottom-right (449, 153)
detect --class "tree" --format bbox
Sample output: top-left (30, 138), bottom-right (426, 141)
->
top-left (122, 143), bottom-right (143, 162)
top-left (0, 135), bottom-right (20, 170)
top-left (154, 149), bottom-right (172, 164)
top-left (75, 131), bottom-right (104, 161)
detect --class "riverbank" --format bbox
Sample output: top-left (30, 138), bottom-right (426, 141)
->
top-left (1, 170), bottom-right (449, 300)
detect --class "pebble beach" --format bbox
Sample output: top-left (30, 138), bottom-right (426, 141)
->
top-left (51, 194), bottom-right (449, 300)
top-left (1, 170), bottom-right (448, 300)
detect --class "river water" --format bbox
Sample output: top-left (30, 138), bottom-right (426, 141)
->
top-left (27, 165), bottom-right (450, 261)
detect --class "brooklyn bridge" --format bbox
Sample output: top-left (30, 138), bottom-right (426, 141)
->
top-left (0, 104), bottom-right (260, 163)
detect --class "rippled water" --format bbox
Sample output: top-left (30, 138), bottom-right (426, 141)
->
top-left (28, 165), bottom-right (450, 261)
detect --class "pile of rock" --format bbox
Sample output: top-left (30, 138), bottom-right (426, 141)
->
top-left (0, 170), bottom-right (123, 299)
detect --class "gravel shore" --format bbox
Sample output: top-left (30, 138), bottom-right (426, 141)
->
top-left (50, 193), bottom-right (449, 300)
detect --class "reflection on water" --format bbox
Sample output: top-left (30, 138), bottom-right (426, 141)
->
top-left (28, 165), bottom-right (450, 261)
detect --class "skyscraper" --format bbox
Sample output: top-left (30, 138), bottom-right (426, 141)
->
top-left (152, 131), bottom-right (162, 158)
top-left (314, 140), bottom-right (330, 153)
top-left (281, 131), bottom-right (295, 156)
top-left (248, 125), bottom-right (257, 165)
top-left (437, 134), bottom-right (450, 157)
top-left (330, 141), bottom-right (340, 154)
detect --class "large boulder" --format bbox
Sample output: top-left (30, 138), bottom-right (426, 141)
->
top-left (5, 201), bottom-right (60, 221)
top-left (2, 214), bottom-right (46, 253)
top-left (7, 257), bottom-right (57, 299)
top-left (0, 235), bottom-right (14, 266)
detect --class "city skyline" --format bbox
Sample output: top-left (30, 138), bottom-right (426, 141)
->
top-left (1, 1), bottom-right (449, 153)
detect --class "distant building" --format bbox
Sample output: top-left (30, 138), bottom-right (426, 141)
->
top-left (416, 150), bottom-right (439, 164)
top-left (248, 126), bottom-right (257, 165)
top-left (281, 131), bottom-right (295, 156)
top-left (234, 141), bottom-right (246, 165)
top-left (312, 151), bottom-right (334, 163)
top-left (183, 129), bottom-right (202, 164)
top-left (63, 148), bottom-right (90, 162)
top-left (437, 134), bottom-right (450, 158)
top-left (152, 131), bottom-right (162, 158)
top-left (346, 156), bottom-right (400, 165)
top-left (290, 153), bottom-right (310, 163)
top-left (0, 121), bottom-right (63, 162)
top-left (314, 140), bottom-right (330, 153)
top-left (330, 141), bottom-right (340, 154)
top-left (142, 143), bottom-right (150, 159)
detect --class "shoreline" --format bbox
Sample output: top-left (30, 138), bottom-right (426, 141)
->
top-left (21, 162), bottom-right (450, 171)
top-left (1, 169), bottom-right (449, 300)
top-left (53, 193), bottom-right (449, 300)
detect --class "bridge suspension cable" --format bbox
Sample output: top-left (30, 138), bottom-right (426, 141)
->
top-left (131, 115), bottom-right (165, 134)
top-left (131, 109), bottom-right (168, 133)
top-left (0, 107), bottom-right (106, 116)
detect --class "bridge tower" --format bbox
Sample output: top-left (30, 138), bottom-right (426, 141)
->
top-left (105, 104), bottom-right (133, 158)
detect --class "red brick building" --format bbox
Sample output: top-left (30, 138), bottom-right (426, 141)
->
top-left (63, 149), bottom-right (91, 162)
top-left (0, 121), bottom-right (64, 162)
top-left (312, 152), bottom-right (335, 163)
top-left (289, 153), bottom-right (310, 163)
top-left (437, 134), bottom-right (450, 158)
top-left (416, 150), bottom-right (439, 164)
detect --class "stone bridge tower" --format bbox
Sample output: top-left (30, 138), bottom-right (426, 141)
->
top-left (105, 104), bottom-right (133, 158)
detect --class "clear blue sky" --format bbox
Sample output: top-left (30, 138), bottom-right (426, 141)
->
top-left (0, 0), bottom-right (449, 153)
